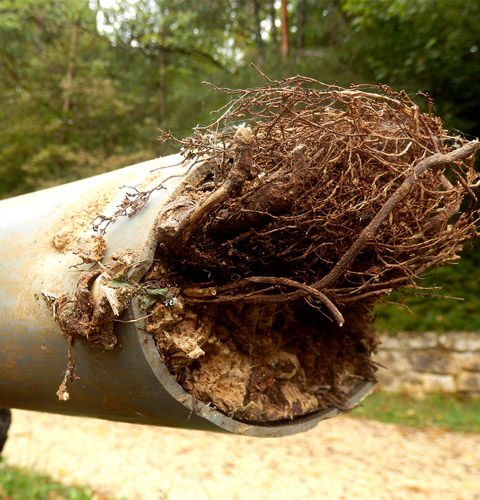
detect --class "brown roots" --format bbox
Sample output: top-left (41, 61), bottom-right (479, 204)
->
top-left (158, 78), bottom-right (480, 304)
top-left (52, 75), bottom-right (480, 422)
top-left (147, 76), bottom-right (480, 422)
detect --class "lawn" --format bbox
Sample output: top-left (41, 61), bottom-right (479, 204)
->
top-left (0, 460), bottom-right (124, 500)
top-left (352, 390), bottom-right (480, 433)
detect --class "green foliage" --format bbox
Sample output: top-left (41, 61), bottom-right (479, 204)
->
top-left (3, 0), bottom-right (480, 197)
top-left (0, 460), bottom-right (114, 500)
top-left (140, 287), bottom-right (173, 310)
top-left (342, 0), bottom-right (480, 134)
top-left (108, 273), bottom-right (136, 288)
top-left (374, 241), bottom-right (480, 332)
top-left (0, 0), bottom-right (218, 197)
top-left (353, 390), bottom-right (480, 433)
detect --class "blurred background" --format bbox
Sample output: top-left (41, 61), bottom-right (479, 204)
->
top-left (2, 0), bottom-right (479, 197)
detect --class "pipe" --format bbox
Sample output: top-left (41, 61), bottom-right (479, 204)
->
top-left (0, 155), bottom-right (375, 437)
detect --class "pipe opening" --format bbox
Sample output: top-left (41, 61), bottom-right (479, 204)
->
top-left (145, 293), bottom-right (378, 423)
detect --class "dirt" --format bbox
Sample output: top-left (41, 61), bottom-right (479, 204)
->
top-left (150, 297), bottom-right (378, 422)
top-left (51, 189), bottom-right (114, 253)
top-left (72, 235), bottom-right (107, 263)
top-left (4, 409), bottom-right (480, 500)
top-left (52, 251), bottom-right (137, 352)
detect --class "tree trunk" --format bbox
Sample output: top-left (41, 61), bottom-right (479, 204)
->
top-left (269, 0), bottom-right (277, 44)
top-left (252, 0), bottom-right (263, 59)
top-left (61, 20), bottom-right (79, 143)
top-left (280, 0), bottom-right (289, 60)
top-left (158, 54), bottom-right (167, 120)
top-left (296, 0), bottom-right (306, 49)
top-left (158, 23), bottom-right (169, 121)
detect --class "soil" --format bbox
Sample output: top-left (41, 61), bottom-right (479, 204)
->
top-left (150, 298), bottom-right (378, 422)
top-left (4, 409), bottom-right (479, 500)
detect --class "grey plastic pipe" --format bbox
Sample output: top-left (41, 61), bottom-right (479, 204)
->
top-left (0, 155), bottom-right (375, 437)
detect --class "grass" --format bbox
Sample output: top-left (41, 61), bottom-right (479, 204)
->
top-left (353, 390), bottom-right (480, 433)
top-left (0, 460), bottom-right (124, 500)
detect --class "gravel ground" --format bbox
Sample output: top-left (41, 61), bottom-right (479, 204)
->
top-left (3, 409), bottom-right (480, 500)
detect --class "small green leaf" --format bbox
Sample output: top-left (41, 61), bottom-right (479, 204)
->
top-left (143, 287), bottom-right (173, 299)
top-left (140, 288), bottom-right (173, 310)
top-left (108, 273), bottom-right (136, 288)
top-left (140, 294), bottom-right (158, 310)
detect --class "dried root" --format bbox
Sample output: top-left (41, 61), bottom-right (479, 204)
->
top-left (158, 77), bottom-right (480, 306)
top-left (148, 75), bottom-right (480, 422)
top-left (50, 74), bottom-right (480, 421)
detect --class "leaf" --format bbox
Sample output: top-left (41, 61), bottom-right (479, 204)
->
top-left (107, 273), bottom-right (136, 288)
top-left (143, 287), bottom-right (173, 299)
top-left (140, 287), bottom-right (173, 310)
top-left (140, 293), bottom-right (158, 311)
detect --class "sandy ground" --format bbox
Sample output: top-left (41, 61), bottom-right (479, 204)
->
top-left (3, 409), bottom-right (480, 500)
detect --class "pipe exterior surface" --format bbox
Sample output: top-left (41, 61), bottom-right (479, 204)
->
top-left (0, 156), bottom-right (375, 437)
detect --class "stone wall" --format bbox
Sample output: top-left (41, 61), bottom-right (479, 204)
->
top-left (374, 332), bottom-right (480, 396)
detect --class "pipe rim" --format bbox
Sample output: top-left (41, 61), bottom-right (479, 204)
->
top-left (132, 301), bottom-right (376, 437)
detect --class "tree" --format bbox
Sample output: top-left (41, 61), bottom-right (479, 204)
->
top-left (2, 0), bottom-right (480, 199)
top-left (0, 0), bottom-right (108, 194)
top-left (0, 0), bottom-right (226, 196)
top-left (280, 0), bottom-right (289, 60)
top-left (342, 0), bottom-right (480, 135)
